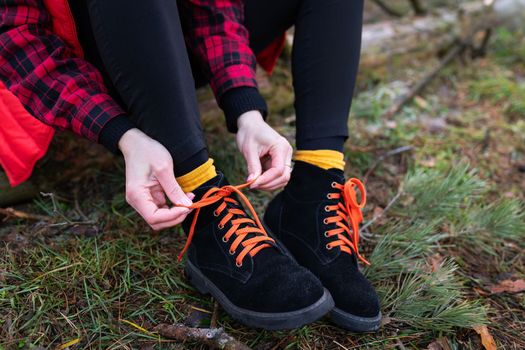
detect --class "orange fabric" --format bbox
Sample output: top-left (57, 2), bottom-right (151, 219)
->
top-left (177, 180), bottom-right (274, 267)
top-left (324, 178), bottom-right (369, 265)
top-left (0, 0), bottom-right (83, 187)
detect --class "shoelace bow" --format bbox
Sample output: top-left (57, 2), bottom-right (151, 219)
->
top-left (176, 181), bottom-right (274, 267)
top-left (324, 178), bottom-right (370, 265)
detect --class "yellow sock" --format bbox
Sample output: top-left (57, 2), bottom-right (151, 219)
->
top-left (294, 150), bottom-right (345, 170)
top-left (176, 158), bottom-right (218, 193)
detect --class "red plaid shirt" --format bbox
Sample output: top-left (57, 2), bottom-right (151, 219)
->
top-left (0, 0), bottom-right (259, 144)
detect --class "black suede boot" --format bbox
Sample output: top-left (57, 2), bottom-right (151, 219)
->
top-left (264, 161), bottom-right (381, 332)
top-left (180, 172), bottom-right (333, 330)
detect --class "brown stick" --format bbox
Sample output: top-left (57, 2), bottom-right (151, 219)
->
top-left (210, 301), bottom-right (220, 329)
top-left (0, 207), bottom-right (51, 222)
top-left (154, 324), bottom-right (252, 350)
top-left (381, 42), bottom-right (465, 119)
top-left (363, 145), bottom-right (414, 182)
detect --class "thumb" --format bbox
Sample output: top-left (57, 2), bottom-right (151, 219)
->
top-left (156, 166), bottom-right (193, 207)
top-left (245, 148), bottom-right (262, 182)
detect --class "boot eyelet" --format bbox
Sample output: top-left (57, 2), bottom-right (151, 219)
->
top-left (222, 236), bottom-right (228, 242)
top-left (324, 231), bottom-right (330, 237)
top-left (326, 244), bottom-right (332, 250)
top-left (326, 194), bottom-right (331, 199)
top-left (229, 250), bottom-right (235, 255)
top-left (213, 210), bottom-right (219, 217)
top-left (323, 218), bottom-right (329, 225)
top-left (331, 182), bottom-right (337, 188)
top-left (324, 206), bottom-right (330, 212)
top-left (236, 261), bottom-right (242, 268)
top-left (218, 224), bottom-right (224, 229)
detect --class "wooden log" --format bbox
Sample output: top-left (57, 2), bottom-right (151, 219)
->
top-left (286, 0), bottom-right (525, 68)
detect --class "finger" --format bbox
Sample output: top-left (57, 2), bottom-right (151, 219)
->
top-left (252, 144), bottom-right (288, 188)
top-left (156, 165), bottom-right (193, 206)
top-left (245, 148), bottom-right (262, 182)
top-left (256, 158), bottom-right (291, 190)
top-left (141, 203), bottom-right (191, 227)
top-left (150, 210), bottom-right (193, 230)
top-left (256, 172), bottom-right (290, 191)
top-left (128, 189), bottom-right (191, 226)
top-left (251, 167), bottom-right (283, 189)
top-left (151, 187), bottom-right (166, 207)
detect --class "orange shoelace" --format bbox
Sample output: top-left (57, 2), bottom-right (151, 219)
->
top-left (176, 181), bottom-right (274, 267)
top-left (324, 178), bottom-right (370, 265)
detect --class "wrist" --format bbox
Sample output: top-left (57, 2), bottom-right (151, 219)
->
top-left (118, 128), bottom-right (147, 156)
top-left (237, 110), bottom-right (265, 130)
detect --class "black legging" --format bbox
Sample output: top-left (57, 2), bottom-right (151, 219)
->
top-left (70, 0), bottom-right (363, 176)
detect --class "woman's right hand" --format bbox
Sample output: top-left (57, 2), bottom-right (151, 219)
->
top-left (118, 128), bottom-right (194, 230)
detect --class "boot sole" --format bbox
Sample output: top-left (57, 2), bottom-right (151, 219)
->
top-left (185, 260), bottom-right (334, 330)
top-left (330, 308), bottom-right (382, 333)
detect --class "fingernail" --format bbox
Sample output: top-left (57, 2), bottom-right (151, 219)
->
top-left (182, 197), bottom-right (192, 206)
top-left (247, 174), bottom-right (255, 181)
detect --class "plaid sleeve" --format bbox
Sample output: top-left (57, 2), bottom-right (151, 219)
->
top-left (0, 0), bottom-right (127, 144)
top-left (180, 0), bottom-right (258, 98)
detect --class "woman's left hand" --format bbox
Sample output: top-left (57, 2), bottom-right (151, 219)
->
top-left (236, 110), bottom-right (293, 191)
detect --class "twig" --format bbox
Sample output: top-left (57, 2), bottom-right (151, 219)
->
top-left (74, 190), bottom-right (90, 222)
top-left (363, 145), bottom-right (413, 182)
top-left (40, 192), bottom-right (96, 226)
top-left (154, 323), bottom-right (251, 350)
top-left (0, 207), bottom-right (51, 222)
top-left (371, 0), bottom-right (404, 17)
top-left (396, 339), bottom-right (408, 350)
top-left (210, 301), bottom-right (219, 329)
top-left (361, 182), bottom-right (405, 233)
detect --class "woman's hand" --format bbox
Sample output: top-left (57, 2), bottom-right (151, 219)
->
top-left (119, 128), bottom-right (194, 230)
top-left (236, 111), bottom-right (293, 191)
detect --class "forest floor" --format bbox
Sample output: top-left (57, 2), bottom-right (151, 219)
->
top-left (1, 6), bottom-right (524, 350)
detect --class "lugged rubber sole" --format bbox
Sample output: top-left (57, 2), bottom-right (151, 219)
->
top-left (330, 307), bottom-right (382, 333)
top-left (185, 260), bottom-right (334, 330)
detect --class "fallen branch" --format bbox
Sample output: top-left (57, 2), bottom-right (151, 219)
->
top-left (0, 207), bottom-right (51, 222)
top-left (154, 323), bottom-right (252, 350)
top-left (361, 182), bottom-right (405, 233)
top-left (363, 145), bottom-right (414, 181)
top-left (381, 42), bottom-right (465, 119)
top-left (210, 301), bottom-right (220, 329)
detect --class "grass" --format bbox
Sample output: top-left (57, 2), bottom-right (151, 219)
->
top-left (2, 13), bottom-right (525, 350)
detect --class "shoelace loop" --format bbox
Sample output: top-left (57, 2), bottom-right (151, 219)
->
top-left (324, 178), bottom-right (370, 265)
top-left (176, 181), bottom-right (274, 267)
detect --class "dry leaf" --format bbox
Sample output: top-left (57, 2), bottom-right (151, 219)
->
top-left (426, 337), bottom-right (452, 350)
top-left (427, 253), bottom-right (444, 272)
top-left (414, 96), bottom-right (429, 109)
top-left (380, 316), bottom-right (391, 327)
top-left (420, 157), bottom-right (436, 167)
top-left (473, 287), bottom-right (489, 296)
top-left (488, 279), bottom-right (525, 294)
top-left (473, 325), bottom-right (497, 350)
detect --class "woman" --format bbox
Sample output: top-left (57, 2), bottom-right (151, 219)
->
top-left (0, 0), bottom-right (380, 331)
